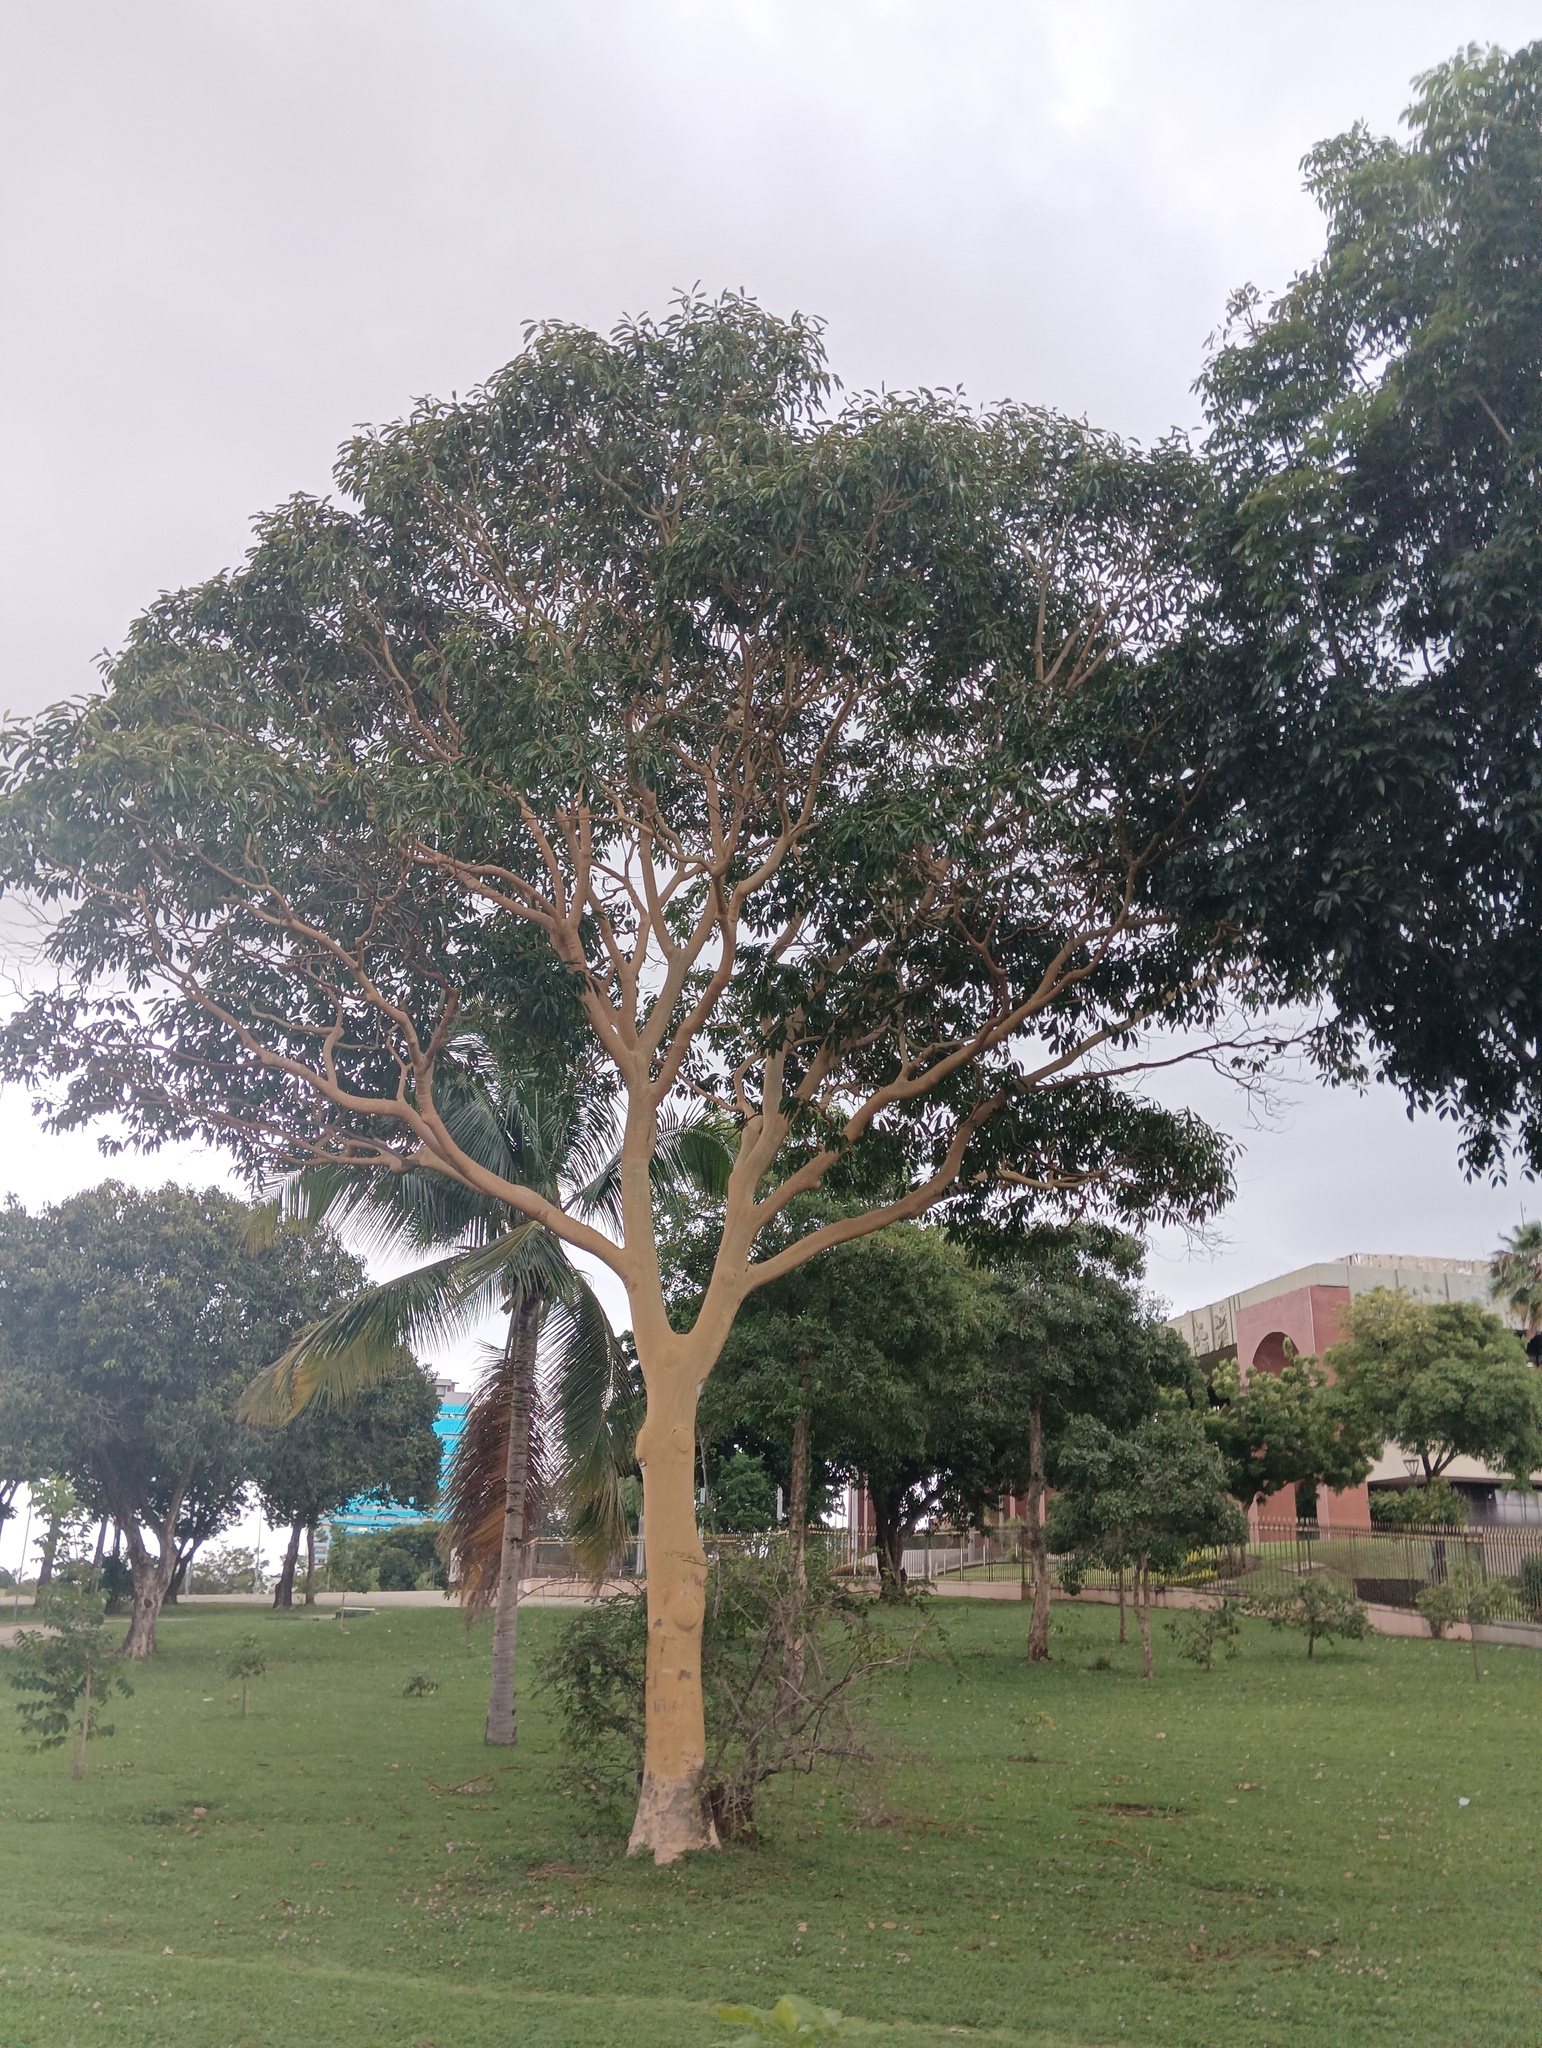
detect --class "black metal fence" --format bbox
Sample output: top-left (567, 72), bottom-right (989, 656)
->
top-left (520, 1519), bottom-right (1542, 1628)
top-left (1064, 1518), bottom-right (1542, 1627)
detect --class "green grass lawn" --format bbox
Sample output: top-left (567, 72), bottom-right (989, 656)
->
top-left (1, 1595), bottom-right (1537, 2048)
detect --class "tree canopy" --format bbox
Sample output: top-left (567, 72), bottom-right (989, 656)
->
top-left (1202, 1350), bottom-right (1379, 1511)
top-left (1328, 1290), bottom-right (1542, 1485)
top-left (0, 1183), bottom-right (368, 1655)
top-left (1198, 41), bottom-right (1542, 1176)
top-left (0, 297), bottom-right (1277, 1857)
top-left (702, 1220), bottom-right (1006, 1596)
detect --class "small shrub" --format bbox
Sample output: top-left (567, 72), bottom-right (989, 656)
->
top-left (1089, 1653), bottom-right (1113, 1671)
top-left (716, 1995), bottom-right (847, 2041)
top-left (541, 1540), bottom-right (932, 1840)
top-left (1165, 1599), bottom-right (1241, 1671)
top-left (7, 1582), bottom-right (133, 1777)
top-left (189, 1545), bottom-right (265, 1595)
top-left (402, 1672), bottom-right (439, 1697)
top-left (1250, 1579), bottom-right (1368, 1658)
top-left (1370, 1480), bottom-right (1469, 1528)
top-left (1517, 1553), bottom-right (1542, 1620)
top-left (1417, 1564), bottom-right (1505, 1640)
top-left (223, 1636), bottom-right (266, 1717)
top-left (322, 1522), bottom-right (447, 1592)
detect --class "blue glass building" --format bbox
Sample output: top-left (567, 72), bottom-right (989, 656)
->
top-left (328, 1379), bottom-right (468, 1535)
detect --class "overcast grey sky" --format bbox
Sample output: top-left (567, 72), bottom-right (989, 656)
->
top-left (0, 0), bottom-right (1535, 1358)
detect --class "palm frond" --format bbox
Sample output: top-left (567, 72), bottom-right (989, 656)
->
top-left (239, 1229), bottom-right (545, 1425)
top-left (443, 1336), bottom-right (550, 1625)
top-left (548, 1281), bottom-right (643, 1573)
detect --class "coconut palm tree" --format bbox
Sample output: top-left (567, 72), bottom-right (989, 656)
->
top-left (1491, 1220), bottom-right (1542, 1354)
top-left (242, 1049), bottom-right (728, 1746)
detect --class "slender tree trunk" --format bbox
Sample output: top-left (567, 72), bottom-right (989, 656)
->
top-left (484, 1293), bottom-right (542, 1748)
top-left (36, 1511), bottom-right (62, 1591)
top-left (1026, 1397), bottom-right (1051, 1662)
top-left (72, 1664), bottom-right (92, 1780)
top-left (870, 1490), bottom-right (908, 1602)
top-left (303, 1524), bottom-right (317, 1606)
top-left (626, 1350), bottom-right (717, 1864)
top-left (781, 1391), bottom-right (812, 1704)
top-left (1136, 1560), bottom-right (1153, 1679)
top-left (273, 1520), bottom-right (304, 1610)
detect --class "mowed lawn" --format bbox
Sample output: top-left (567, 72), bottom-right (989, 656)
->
top-left (0, 1595), bottom-right (1536, 2048)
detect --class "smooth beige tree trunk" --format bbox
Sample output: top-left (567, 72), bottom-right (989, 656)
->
top-left (626, 1350), bottom-right (718, 1863)
top-left (1136, 1562), bottom-right (1153, 1679)
top-left (485, 1294), bottom-right (542, 1748)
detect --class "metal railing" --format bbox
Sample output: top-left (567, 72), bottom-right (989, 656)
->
top-left (1058, 1518), bottom-right (1542, 1627)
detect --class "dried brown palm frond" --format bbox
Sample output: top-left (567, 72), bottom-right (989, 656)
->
top-left (443, 1340), bottom-right (549, 1624)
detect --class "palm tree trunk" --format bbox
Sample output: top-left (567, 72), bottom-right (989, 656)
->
top-left (303, 1523), bottom-right (317, 1605)
top-left (485, 1291), bottom-right (542, 1747)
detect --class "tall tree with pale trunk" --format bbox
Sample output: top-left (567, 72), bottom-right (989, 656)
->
top-left (0, 299), bottom-right (1312, 1858)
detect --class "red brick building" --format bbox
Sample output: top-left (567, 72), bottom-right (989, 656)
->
top-left (1167, 1254), bottom-right (1504, 1529)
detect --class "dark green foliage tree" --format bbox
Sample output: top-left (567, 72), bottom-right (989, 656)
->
top-left (1198, 42), bottom-right (1542, 1176)
top-left (1047, 1408), bottom-right (1245, 1678)
top-left (1203, 1349), bottom-right (1379, 1515)
top-left (702, 1222), bottom-right (1005, 1601)
top-left (1369, 1477), bottom-right (1469, 1528)
top-left (7, 1581), bottom-right (132, 1776)
top-left (251, 1362), bottom-right (441, 1608)
top-left (982, 1226), bottom-right (1192, 1660)
top-left (323, 1521), bottom-right (446, 1593)
top-left (0, 1350), bottom-right (57, 1554)
top-left (0, 1184), bottom-right (363, 1656)
top-left (0, 297), bottom-right (1259, 1859)
top-left (708, 1452), bottom-right (779, 1535)
top-left (1329, 1290), bottom-right (1542, 1485)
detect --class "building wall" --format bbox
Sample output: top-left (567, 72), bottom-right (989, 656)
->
top-left (1170, 1254), bottom-right (1512, 1534)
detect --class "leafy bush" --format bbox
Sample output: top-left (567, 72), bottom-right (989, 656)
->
top-left (1519, 1552), bottom-right (1542, 1620)
top-left (223, 1635), bottom-right (266, 1716)
top-left (374, 1545), bottom-right (419, 1591)
top-left (1165, 1599), bottom-right (1241, 1670)
top-left (1370, 1481), bottom-right (1469, 1528)
top-left (189, 1545), bottom-right (265, 1594)
top-left (710, 1453), bottom-right (779, 1534)
top-left (1249, 1578), bottom-right (1368, 1658)
top-left (540, 1540), bottom-right (931, 1840)
top-left (716, 1994), bottom-right (847, 2041)
top-left (7, 1582), bottom-right (133, 1776)
top-left (402, 1672), bottom-right (439, 1697)
top-left (322, 1522), bottom-right (446, 1592)
top-left (1416, 1563), bottom-right (1505, 1640)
